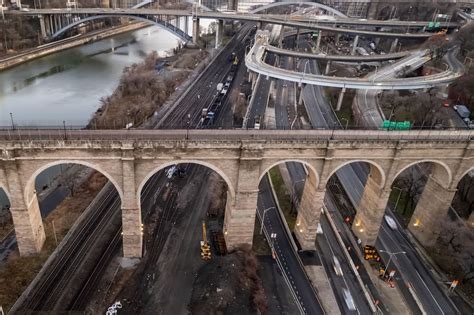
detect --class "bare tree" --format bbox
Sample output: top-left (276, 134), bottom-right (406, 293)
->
top-left (436, 219), bottom-right (474, 286)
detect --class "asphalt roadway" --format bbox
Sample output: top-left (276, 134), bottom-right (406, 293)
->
top-left (258, 175), bottom-right (324, 315)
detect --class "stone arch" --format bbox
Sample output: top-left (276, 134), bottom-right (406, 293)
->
top-left (24, 160), bottom-right (124, 208)
top-left (326, 159), bottom-right (385, 189)
top-left (258, 159), bottom-right (319, 186)
top-left (137, 160), bottom-right (236, 207)
top-left (390, 159), bottom-right (452, 190)
top-left (51, 15), bottom-right (191, 42)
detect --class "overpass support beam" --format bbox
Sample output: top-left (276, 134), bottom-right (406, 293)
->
top-left (4, 162), bottom-right (45, 256)
top-left (325, 60), bottom-right (331, 75)
top-left (296, 27), bottom-right (300, 48)
top-left (278, 25), bottom-right (285, 48)
top-left (184, 16), bottom-right (189, 35)
top-left (257, 21), bottom-right (264, 30)
top-left (39, 15), bottom-right (47, 39)
top-left (315, 31), bottom-right (322, 52)
top-left (215, 19), bottom-right (224, 49)
top-left (192, 18), bottom-right (200, 44)
top-left (351, 35), bottom-right (359, 55)
top-left (223, 158), bottom-right (260, 251)
top-left (336, 87), bottom-right (346, 111)
top-left (298, 84), bottom-right (305, 106)
top-left (353, 176), bottom-right (389, 245)
top-left (121, 159), bottom-right (143, 258)
top-left (408, 176), bottom-right (456, 248)
top-left (390, 38), bottom-right (399, 53)
top-left (294, 173), bottom-right (323, 250)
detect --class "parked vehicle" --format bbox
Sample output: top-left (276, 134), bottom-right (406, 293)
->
top-left (453, 104), bottom-right (470, 119)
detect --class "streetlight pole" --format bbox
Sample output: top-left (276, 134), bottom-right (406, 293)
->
top-left (9, 112), bottom-right (14, 130)
top-left (63, 120), bottom-right (67, 140)
top-left (260, 207), bottom-right (274, 234)
top-left (186, 113), bottom-right (191, 140)
top-left (379, 250), bottom-right (405, 277)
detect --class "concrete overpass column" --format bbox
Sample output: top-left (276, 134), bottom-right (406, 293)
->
top-left (336, 87), bottom-right (346, 111)
top-left (257, 21), bottom-right (264, 30)
top-left (278, 25), bottom-right (285, 48)
top-left (184, 16), bottom-right (189, 36)
top-left (390, 38), bottom-right (399, 53)
top-left (192, 18), bottom-right (200, 44)
top-left (121, 158), bottom-right (142, 258)
top-left (294, 172), bottom-right (324, 250)
top-left (215, 19), bottom-right (224, 49)
top-left (408, 176), bottom-right (456, 248)
top-left (39, 15), bottom-right (47, 39)
top-left (296, 27), bottom-right (300, 48)
top-left (298, 84), bottom-right (305, 106)
top-left (223, 154), bottom-right (261, 250)
top-left (4, 162), bottom-right (45, 256)
top-left (49, 15), bottom-right (54, 35)
top-left (351, 35), bottom-right (360, 55)
top-left (325, 60), bottom-right (331, 75)
top-left (335, 34), bottom-right (341, 45)
top-left (353, 176), bottom-right (388, 245)
top-left (315, 31), bottom-right (322, 52)
top-left (367, 2), bottom-right (378, 19)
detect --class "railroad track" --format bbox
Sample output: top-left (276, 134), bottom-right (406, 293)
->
top-left (16, 182), bottom-right (120, 311)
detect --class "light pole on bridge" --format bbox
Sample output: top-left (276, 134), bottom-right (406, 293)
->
top-left (9, 113), bottom-right (14, 130)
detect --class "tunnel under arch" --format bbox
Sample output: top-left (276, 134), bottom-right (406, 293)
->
top-left (388, 160), bottom-right (454, 248)
top-left (24, 160), bottom-right (124, 208)
top-left (256, 159), bottom-right (320, 250)
top-left (137, 160), bottom-right (235, 205)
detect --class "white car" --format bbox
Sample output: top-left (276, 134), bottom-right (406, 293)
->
top-left (384, 215), bottom-right (397, 230)
top-left (343, 288), bottom-right (357, 311)
top-left (221, 87), bottom-right (228, 95)
top-left (333, 256), bottom-right (343, 276)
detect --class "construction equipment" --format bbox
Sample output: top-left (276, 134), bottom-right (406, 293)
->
top-left (200, 221), bottom-right (212, 261)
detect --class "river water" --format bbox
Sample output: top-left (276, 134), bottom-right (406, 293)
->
top-left (0, 25), bottom-right (187, 208)
top-left (0, 25), bottom-right (183, 127)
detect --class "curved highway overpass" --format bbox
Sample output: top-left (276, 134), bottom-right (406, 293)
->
top-left (265, 44), bottom-right (412, 62)
top-left (246, 31), bottom-right (464, 90)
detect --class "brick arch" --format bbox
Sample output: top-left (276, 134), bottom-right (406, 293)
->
top-left (453, 166), bottom-right (474, 188)
top-left (136, 160), bottom-right (236, 207)
top-left (24, 160), bottom-right (124, 208)
top-left (258, 159), bottom-right (319, 186)
top-left (326, 159), bottom-right (386, 188)
top-left (389, 160), bottom-right (452, 189)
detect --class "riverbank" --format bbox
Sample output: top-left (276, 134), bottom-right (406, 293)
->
top-left (0, 21), bottom-right (150, 71)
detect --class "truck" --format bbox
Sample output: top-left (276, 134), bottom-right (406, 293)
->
top-left (201, 108), bottom-right (208, 118)
top-left (453, 105), bottom-right (470, 119)
top-left (254, 116), bottom-right (261, 129)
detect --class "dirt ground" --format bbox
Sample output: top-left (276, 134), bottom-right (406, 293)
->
top-left (0, 171), bottom-right (107, 311)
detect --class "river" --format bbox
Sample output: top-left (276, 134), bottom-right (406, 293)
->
top-left (0, 24), bottom-right (186, 208)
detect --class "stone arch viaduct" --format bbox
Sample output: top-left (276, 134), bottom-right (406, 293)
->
top-left (0, 129), bottom-right (472, 257)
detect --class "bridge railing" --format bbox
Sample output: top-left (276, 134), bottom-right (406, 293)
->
top-left (0, 128), bottom-right (472, 143)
